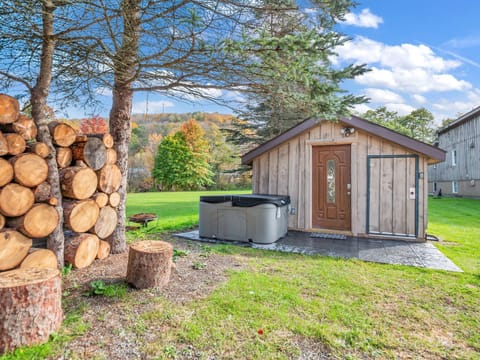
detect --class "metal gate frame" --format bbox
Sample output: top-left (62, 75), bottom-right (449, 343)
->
top-left (366, 154), bottom-right (419, 237)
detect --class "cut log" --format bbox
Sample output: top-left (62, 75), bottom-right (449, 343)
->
top-left (105, 148), bottom-right (117, 165)
top-left (71, 137), bottom-right (106, 171)
top-left (7, 204), bottom-right (59, 238)
top-left (56, 146), bottom-right (72, 168)
top-left (97, 164), bottom-right (122, 194)
top-left (126, 240), bottom-right (173, 289)
top-left (10, 153), bottom-right (49, 187)
top-left (89, 206), bottom-right (117, 239)
top-left (0, 230), bottom-right (32, 271)
top-left (64, 233), bottom-right (99, 268)
top-left (109, 192), bottom-right (120, 207)
top-left (5, 133), bottom-right (26, 155)
top-left (96, 240), bottom-right (111, 260)
top-left (27, 142), bottom-right (50, 158)
top-left (93, 192), bottom-right (109, 208)
top-left (20, 249), bottom-right (58, 269)
top-left (48, 122), bottom-right (76, 147)
top-left (74, 134), bottom-right (88, 143)
top-left (0, 183), bottom-right (35, 217)
top-left (63, 199), bottom-right (99, 233)
top-left (0, 132), bottom-right (7, 156)
top-left (0, 94), bottom-right (19, 124)
top-left (84, 133), bottom-right (114, 149)
top-left (1, 115), bottom-right (37, 140)
top-left (33, 182), bottom-right (58, 206)
top-left (59, 166), bottom-right (98, 200)
top-left (0, 268), bottom-right (62, 353)
top-left (0, 214), bottom-right (4, 231)
top-left (0, 158), bottom-right (14, 187)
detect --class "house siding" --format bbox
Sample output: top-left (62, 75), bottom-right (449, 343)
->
top-left (428, 114), bottom-right (480, 197)
top-left (252, 120), bottom-right (428, 239)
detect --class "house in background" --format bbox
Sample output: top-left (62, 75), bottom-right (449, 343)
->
top-left (242, 116), bottom-right (445, 241)
top-left (429, 106), bottom-right (480, 198)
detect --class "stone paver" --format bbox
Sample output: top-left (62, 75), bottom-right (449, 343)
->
top-left (175, 230), bottom-right (462, 272)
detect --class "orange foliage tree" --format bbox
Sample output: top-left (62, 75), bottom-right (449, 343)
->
top-left (79, 116), bottom-right (108, 134)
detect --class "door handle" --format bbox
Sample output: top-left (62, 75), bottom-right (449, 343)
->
top-left (347, 183), bottom-right (351, 190)
top-left (347, 192), bottom-right (351, 196)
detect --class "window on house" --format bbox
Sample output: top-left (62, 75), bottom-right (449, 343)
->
top-left (452, 181), bottom-right (458, 194)
top-left (452, 150), bottom-right (457, 166)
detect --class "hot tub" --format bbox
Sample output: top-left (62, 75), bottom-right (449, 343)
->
top-left (199, 194), bottom-right (290, 244)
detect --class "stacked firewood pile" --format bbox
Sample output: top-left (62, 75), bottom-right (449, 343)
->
top-left (0, 93), bottom-right (122, 272)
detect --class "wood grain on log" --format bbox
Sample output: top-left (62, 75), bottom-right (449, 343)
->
top-left (0, 184), bottom-right (34, 217)
top-left (109, 192), bottom-right (120, 207)
top-left (71, 137), bottom-right (106, 171)
top-left (96, 240), bottom-right (111, 260)
top-left (97, 164), bottom-right (122, 194)
top-left (27, 142), bottom-right (50, 158)
top-left (0, 268), bottom-right (62, 352)
top-left (5, 133), bottom-right (26, 155)
top-left (126, 240), bottom-right (173, 289)
top-left (63, 199), bottom-right (99, 233)
top-left (105, 148), bottom-right (117, 165)
top-left (10, 153), bottom-right (49, 187)
top-left (0, 230), bottom-right (32, 271)
top-left (64, 233), bottom-right (99, 268)
top-left (48, 122), bottom-right (76, 147)
top-left (7, 204), bottom-right (58, 238)
top-left (93, 192), bottom-right (109, 208)
top-left (0, 94), bottom-right (19, 124)
top-left (0, 132), bottom-right (8, 156)
top-left (56, 147), bottom-right (72, 168)
top-left (60, 166), bottom-right (98, 200)
top-left (20, 249), bottom-right (58, 269)
top-left (89, 206), bottom-right (117, 239)
top-left (1, 115), bottom-right (37, 140)
top-left (0, 158), bottom-right (13, 187)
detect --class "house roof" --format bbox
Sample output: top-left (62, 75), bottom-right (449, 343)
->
top-left (241, 115), bottom-right (446, 165)
top-left (437, 105), bottom-right (480, 135)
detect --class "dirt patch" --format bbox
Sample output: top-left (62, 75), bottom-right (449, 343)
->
top-left (59, 236), bottom-right (246, 359)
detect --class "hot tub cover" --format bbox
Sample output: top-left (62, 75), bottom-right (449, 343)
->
top-left (200, 194), bottom-right (290, 207)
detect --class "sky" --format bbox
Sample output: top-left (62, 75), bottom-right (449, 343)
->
top-left (69, 0), bottom-right (480, 124)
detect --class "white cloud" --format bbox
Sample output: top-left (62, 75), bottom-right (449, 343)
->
top-left (384, 103), bottom-right (416, 115)
top-left (343, 9), bottom-right (383, 29)
top-left (132, 100), bottom-right (174, 114)
top-left (364, 88), bottom-right (404, 104)
top-left (352, 103), bottom-right (372, 114)
top-left (411, 94), bottom-right (427, 104)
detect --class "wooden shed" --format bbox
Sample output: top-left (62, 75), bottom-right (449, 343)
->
top-left (242, 116), bottom-right (445, 240)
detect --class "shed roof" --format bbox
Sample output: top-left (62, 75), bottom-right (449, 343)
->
top-left (437, 105), bottom-right (480, 135)
top-left (241, 115), bottom-right (446, 165)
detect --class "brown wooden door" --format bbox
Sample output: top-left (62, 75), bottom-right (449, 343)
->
top-left (312, 145), bottom-right (351, 230)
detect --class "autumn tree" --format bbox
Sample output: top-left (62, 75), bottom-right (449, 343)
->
top-left (79, 116), bottom-right (108, 134)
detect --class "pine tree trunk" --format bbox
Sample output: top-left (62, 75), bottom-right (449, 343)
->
top-left (30, 0), bottom-right (64, 268)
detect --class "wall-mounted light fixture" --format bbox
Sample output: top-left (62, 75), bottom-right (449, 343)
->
top-left (340, 127), bottom-right (355, 137)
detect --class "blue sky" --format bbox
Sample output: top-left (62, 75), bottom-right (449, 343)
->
top-left (71, 1), bottom-right (480, 124)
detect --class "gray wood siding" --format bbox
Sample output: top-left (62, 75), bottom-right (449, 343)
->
top-left (251, 121), bottom-right (428, 239)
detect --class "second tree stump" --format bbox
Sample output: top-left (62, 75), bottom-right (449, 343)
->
top-left (126, 241), bottom-right (173, 289)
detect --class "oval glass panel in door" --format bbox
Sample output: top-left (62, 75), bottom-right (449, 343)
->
top-left (327, 159), bottom-right (335, 203)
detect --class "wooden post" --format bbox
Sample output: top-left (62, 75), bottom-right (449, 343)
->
top-left (126, 241), bottom-right (173, 289)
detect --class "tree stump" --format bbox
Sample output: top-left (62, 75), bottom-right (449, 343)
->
top-left (0, 268), bottom-right (62, 353)
top-left (126, 241), bottom-right (173, 289)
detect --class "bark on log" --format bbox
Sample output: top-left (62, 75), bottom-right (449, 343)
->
top-left (10, 153), bottom-right (49, 187)
top-left (63, 199), bottom-right (99, 233)
top-left (0, 214), bottom-right (4, 231)
top-left (20, 249), bottom-right (58, 269)
top-left (64, 233), bottom-right (99, 268)
top-left (33, 182), bottom-right (52, 203)
top-left (0, 158), bottom-right (13, 187)
top-left (126, 240), bottom-right (173, 289)
top-left (89, 206), bottom-right (117, 239)
top-left (27, 142), bottom-right (50, 158)
top-left (93, 192), bottom-right (109, 208)
top-left (59, 166), bottom-right (98, 200)
top-left (0, 184), bottom-right (35, 217)
top-left (7, 204), bottom-right (59, 238)
top-left (97, 164), bottom-right (122, 194)
top-left (96, 240), bottom-right (110, 260)
top-left (1, 115), bottom-right (37, 140)
top-left (5, 133), bottom-right (26, 155)
top-left (56, 146), bottom-right (72, 168)
top-left (71, 137), bottom-right (107, 171)
top-left (105, 148), bottom-right (117, 165)
top-left (48, 122), bottom-right (76, 147)
top-left (0, 94), bottom-right (19, 124)
top-left (0, 268), bottom-right (62, 353)
top-left (0, 230), bottom-right (32, 271)
top-left (109, 192), bottom-right (121, 207)
top-left (0, 132), bottom-right (8, 156)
